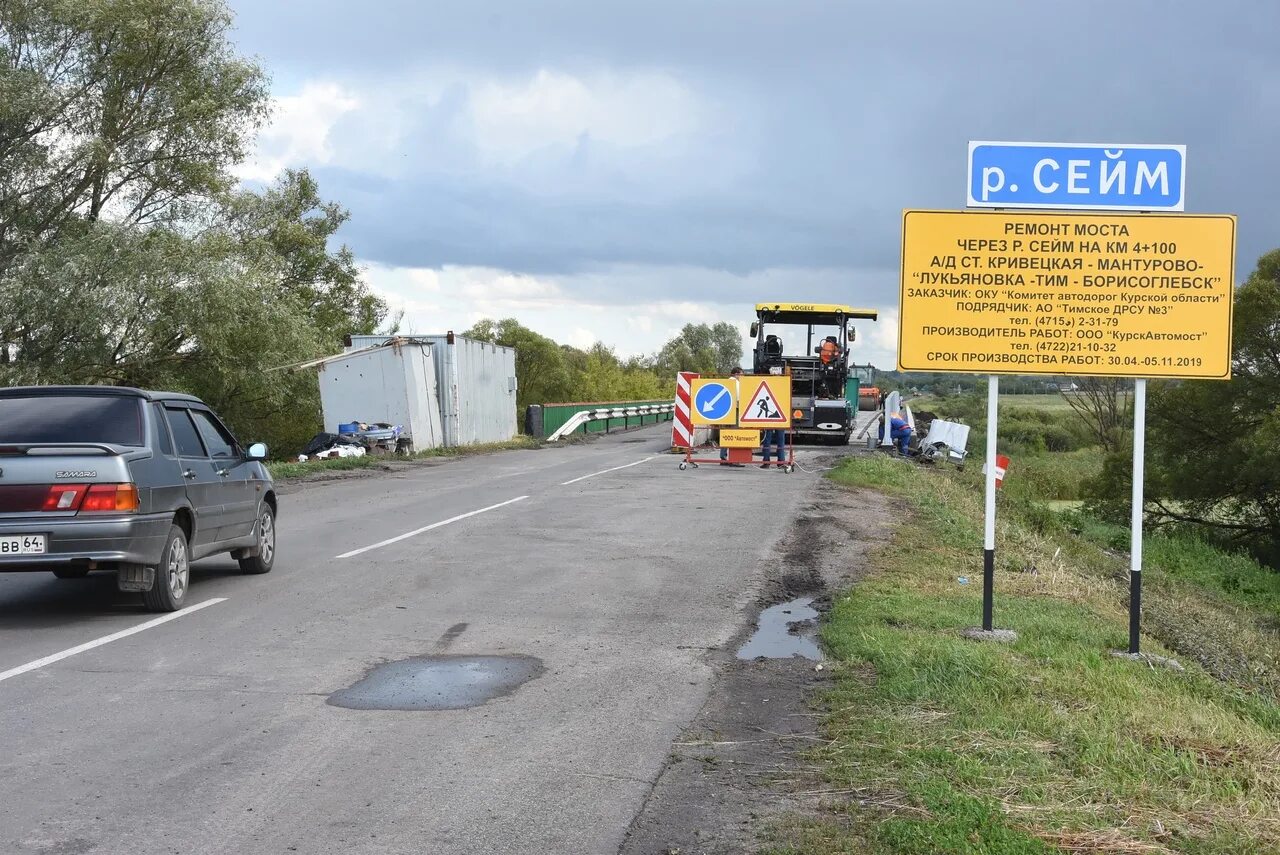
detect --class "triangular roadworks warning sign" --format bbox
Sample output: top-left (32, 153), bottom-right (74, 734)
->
top-left (739, 378), bottom-right (790, 427)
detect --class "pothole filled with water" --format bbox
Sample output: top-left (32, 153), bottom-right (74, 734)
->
top-left (736, 598), bottom-right (821, 661)
top-left (327, 654), bottom-right (544, 711)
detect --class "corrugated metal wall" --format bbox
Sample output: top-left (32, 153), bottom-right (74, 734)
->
top-left (316, 343), bottom-right (445, 450)
top-left (421, 335), bottom-right (517, 446)
top-left (343, 334), bottom-right (517, 447)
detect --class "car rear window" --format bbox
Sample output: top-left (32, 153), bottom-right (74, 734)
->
top-left (0, 395), bottom-right (144, 446)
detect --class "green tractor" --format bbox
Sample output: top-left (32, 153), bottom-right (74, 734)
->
top-left (750, 303), bottom-right (879, 445)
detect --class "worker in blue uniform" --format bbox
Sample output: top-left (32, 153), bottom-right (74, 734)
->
top-left (889, 412), bottom-right (912, 456)
top-left (760, 428), bottom-right (786, 468)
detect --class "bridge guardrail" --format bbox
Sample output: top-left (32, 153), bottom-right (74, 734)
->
top-left (530, 402), bottom-right (675, 441)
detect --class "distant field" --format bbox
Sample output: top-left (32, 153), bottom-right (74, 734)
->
top-left (1000, 393), bottom-right (1078, 410)
top-left (909, 392), bottom-right (1078, 412)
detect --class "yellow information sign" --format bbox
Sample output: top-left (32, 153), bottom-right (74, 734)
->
top-left (719, 429), bottom-right (760, 448)
top-left (737, 376), bottom-right (792, 428)
top-left (689, 377), bottom-right (739, 426)
top-left (898, 210), bottom-right (1236, 379)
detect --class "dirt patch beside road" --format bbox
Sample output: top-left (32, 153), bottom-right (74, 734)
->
top-left (619, 468), bottom-right (897, 855)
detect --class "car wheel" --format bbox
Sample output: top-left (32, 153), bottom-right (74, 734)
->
top-left (239, 503), bottom-right (276, 575)
top-left (52, 567), bottom-right (91, 580)
top-left (144, 525), bottom-right (190, 612)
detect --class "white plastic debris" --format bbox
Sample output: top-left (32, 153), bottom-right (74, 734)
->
top-left (314, 444), bottom-right (366, 460)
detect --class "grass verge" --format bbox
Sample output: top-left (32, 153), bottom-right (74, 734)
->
top-left (768, 455), bottom-right (1280, 855)
top-left (267, 436), bottom-right (540, 481)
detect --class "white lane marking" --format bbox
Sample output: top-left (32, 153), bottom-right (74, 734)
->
top-left (560, 456), bottom-right (656, 486)
top-left (336, 496), bottom-right (530, 559)
top-left (0, 597), bottom-right (228, 685)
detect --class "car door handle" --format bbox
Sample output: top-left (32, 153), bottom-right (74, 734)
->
top-left (183, 469), bottom-right (198, 480)
top-left (217, 468), bottom-right (230, 477)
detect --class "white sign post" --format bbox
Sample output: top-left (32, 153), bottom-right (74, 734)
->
top-left (1129, 378), bottom-right (1147, 653)
top-left (982, 375), bottom-right (998, 631)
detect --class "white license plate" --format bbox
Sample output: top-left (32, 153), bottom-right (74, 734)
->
top-left (0, 535), bottom-right (47, 556)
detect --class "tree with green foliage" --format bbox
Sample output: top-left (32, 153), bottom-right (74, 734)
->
top-left (1146, 249), bottom-right (1280, 565)
top-left (1085, 249), bottom-right (1280, 567)
top-left (1059, 378), bottom-right (1132, 452)
top-left (0, 0), bottom-right (268, 256)
top-left (221, 169), bottom-right (389, 345)
top-left (0, 0), bottom-right (389, 453)
top-left (576, 342), bottom-right (665, 402)
top-left (465, 318), bottom-right (577, 408)
top-left (466, 318), bottom-right (671, 409)
top-left (655, 322), bottom-right (743, 375)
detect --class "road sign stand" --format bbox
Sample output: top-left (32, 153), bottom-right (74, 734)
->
top-left (679, 373), bottom-right (795, 472)
top-left (908, 141), bottom-right (1232, 653)
top-left (678, 427), bottom-right (795, 473)
top-left (982, 375), bottom-right (998, 632)
top-left (1129, 378), bottom-right (1147, 654)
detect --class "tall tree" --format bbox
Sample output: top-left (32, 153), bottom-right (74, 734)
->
top-left (656, 322), bottom-right (743, 375)
top-left (0, 0), bottom-right (389, 453)
top-left (465, 318), bottom-right (574, 408)
top-left (708, 321), bottom-right (744, 374)
top-left (1059, 378), bottom-right (1132, 452)
top-left (0, 0), bottom-right (268, 263)
top-left (1086, 250), bottom-right (1280, 566)
top-left (576, 342), bottom-right (665, 402)
top-left (221, 169), bottom-right (388, 347)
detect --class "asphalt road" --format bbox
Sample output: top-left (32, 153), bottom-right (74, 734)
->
top-left (0, 424), bottom-right (860, 855)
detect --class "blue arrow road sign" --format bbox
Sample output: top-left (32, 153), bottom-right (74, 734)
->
top-left (967, 141), bottom-right (1185, 211)
top-left (694, 382), bottom-right (733, 421)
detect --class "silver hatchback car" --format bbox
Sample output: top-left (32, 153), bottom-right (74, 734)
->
top-left (0, 386), bottom-right (278, 611)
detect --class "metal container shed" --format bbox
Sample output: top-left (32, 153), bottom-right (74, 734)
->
top-left (345, 333), bottom-right (518, 447)
top-left (315, 339), bottom-right (445, 452)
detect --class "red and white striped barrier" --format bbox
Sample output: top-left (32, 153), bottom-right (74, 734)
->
top-left (671, 371), bottom-right (698, 450)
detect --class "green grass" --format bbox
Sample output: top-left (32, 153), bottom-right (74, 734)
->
top-left (999, 393), bottom-right (1080, 411)
top-left (410, 436), bottom-right (540, 458)
top-left (910, 394), bottom-right (1075, 416)
top-left (267, 436), bottom-right (540, 480)
top-left (1067, 514), bottom-right (1280, 621)
top-left (766, 455), bottom-right (1280, 855)
top-left (1143, 534), bottom-right (1280, 620)
top-left (967, 448), bottom-right (1100, 503)
top-left (267, 455), bottom-right (381, 480)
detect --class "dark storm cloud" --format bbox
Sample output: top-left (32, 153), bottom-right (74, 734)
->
top-left (230, 0), bottom-right (1280, 280)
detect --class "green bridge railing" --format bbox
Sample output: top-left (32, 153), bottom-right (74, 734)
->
top-left (527, 399), bottom-right (674, 438)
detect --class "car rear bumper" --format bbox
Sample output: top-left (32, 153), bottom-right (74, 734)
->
top-left (0, 512), bottom-right (172, 571)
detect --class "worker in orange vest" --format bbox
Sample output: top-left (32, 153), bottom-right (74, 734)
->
top-left (819, 336), bottom-right (840, 364)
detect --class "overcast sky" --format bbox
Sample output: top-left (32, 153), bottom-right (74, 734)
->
top-left (226, 0), bottom-right (1280, 367)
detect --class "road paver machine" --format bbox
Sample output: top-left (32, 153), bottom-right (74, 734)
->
top-left (750, 303), bottom-right (879, 445)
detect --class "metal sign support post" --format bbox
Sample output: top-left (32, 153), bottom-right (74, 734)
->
top-left (1129, 378), bottom-right (1147, 654)
top-left (982, 375), bottom-right (998, 632)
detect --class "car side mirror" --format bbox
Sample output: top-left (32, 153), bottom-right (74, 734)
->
top-left (847, 329), bottom-right (857, 342)
top-left (749, 322), bottom-right (759, 338)
top-left (247, 442), bottom-right (268, 461)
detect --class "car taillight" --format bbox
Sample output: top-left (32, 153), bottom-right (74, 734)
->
top-left (42, 484), bottom-right (139, 513)
top-left (43, 485), bottom-right (88, 511)
top-left (81, 484), bottom-right (139, 512)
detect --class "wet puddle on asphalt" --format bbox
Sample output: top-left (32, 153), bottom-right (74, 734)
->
top-left (736, 598), bottom-right (822, 661)
top-left (327, 655), bottom-right (544, 711)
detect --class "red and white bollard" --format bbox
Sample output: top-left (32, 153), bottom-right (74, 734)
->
top-left (671, 371), bottom-right (698, 451)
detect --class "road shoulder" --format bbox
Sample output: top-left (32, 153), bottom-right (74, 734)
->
top-left (619, 470), bottom-right (896, 854)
